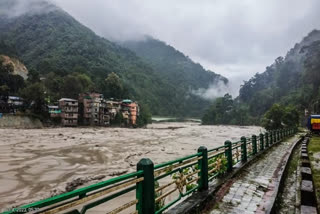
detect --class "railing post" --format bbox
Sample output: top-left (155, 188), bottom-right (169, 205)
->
top-left (265, 132), bottom-right (269, 148)
top-left (279, 130), bottom-right (281, 141)
top-left (241, 137), bottom-right (247, 162)
top-left (136, 158), bottom-right (155, 214)
top-left (224, 140), bottom-right (233, 172)
top-left (272, 131), bottom-right (276, 143)
top-left (259, 134), bottom-right (264, 151)
top-left (276, 130), bottom-right (279, 142)
top-left (252, 135), bottom-right (257, 155)
top-left (197, 146), bottom-right (208, 191)
top-left (270, 132), bottom-right (273, 145)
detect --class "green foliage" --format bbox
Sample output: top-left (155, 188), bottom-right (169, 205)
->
top-left (123, 37), bottom-right (229, 117)
top-left (262, 104), bottom-right (300, 130)
top-left (208, 155), bottom-right (227, 177)
top-left (19, 82), bottom-right (46, 115)
top-left (154, 181), bottom-right (165, 211)
top-left (60, 73), bottom-right (93, 99)
top-left (136, 103), bottom-right (152, 128)
top-left (172, 166), bottom-right (198, 192)
top-left (103, 72), bottom-right (128, 99)
top-left (202, 94), bottom-right (255, 125)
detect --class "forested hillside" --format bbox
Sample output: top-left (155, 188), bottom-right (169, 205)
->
top-left (0, 0), bottom-right (227, 117)
top-left (202, 30), bottom-right (320, 126)
top-left (122, 37), bottom-right (227, 93)
top-left (122, 37), bottom-right (228, 117)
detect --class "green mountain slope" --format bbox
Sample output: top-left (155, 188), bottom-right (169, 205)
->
top-left (238, 30), bottom-right (320, 116)
top-left (0, 0), bottom-right (227, 117)
top-left (122, 37), bottom-right (228, 91)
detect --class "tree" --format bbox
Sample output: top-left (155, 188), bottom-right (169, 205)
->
top-left (282, 105), bottom-right (300, 128)
top-left (19, 82), bottom-right (46, 114)
top-left (303, 40), bottom-right (320, 95)
top-left (136, 104), bottom-right (152, 127)
top-left (202, 94), bottom-right (233, 125)
top-left (60, 73), bottom-right (93, 98)
top-left (104, 72), bottom-right (124, 99)
top-left (0, 85), bottom-right (9, 101)
top-left (262, 104), bottom-right (300, 130)
top-left (262, 104), bottom-right (284, 130)
top-left (28, 69), bottom-right (40, 83)
top-left (0, 58), bottom-right (25, 95)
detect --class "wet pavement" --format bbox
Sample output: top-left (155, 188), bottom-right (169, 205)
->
top-left (209, 136), bottom-right (299, 214)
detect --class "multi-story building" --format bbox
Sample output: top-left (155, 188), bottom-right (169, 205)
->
top-left (121, 100), bottom-right (139, 126)
top-left (106, 100), bottom-right (121, 121)
top-left (59, 98), bottom-right (78, 126)
top-left (79, 92), bottom-right (107, 126)
top-left (99, 99), bottom-right (111, 126)
top-left (78, 93), bottom-right (93, 125)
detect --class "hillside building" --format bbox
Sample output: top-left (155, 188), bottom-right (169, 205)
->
top-left (121, 99), bottom-right (139, 126)
top-left (78, 92), bottom-right (109, 126)
top-left (48, 105), bottom-right (61, 118)
top-left (59, 98), bottom-right (78, 126)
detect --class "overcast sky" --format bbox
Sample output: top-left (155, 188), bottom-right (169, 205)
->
top-left (51, 0), bottom-right (320, 91)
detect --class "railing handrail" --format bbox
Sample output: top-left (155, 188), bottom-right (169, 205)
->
top-left (154, 152), bottom-right (202, 170)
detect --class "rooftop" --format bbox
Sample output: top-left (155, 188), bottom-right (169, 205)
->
top-left (59, 98), bottom-right (77, 102)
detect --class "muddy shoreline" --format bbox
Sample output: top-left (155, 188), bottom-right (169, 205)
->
top-left (0, 122), bottom-right (263, 209)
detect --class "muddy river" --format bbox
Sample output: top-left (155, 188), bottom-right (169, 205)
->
top-left (0, 122), bottom-right (263, 211)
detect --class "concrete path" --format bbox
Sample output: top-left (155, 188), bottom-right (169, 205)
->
top-left (209, 136), bottom-right (299, 214)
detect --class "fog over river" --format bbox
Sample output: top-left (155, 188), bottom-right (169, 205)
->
top-left (0, 122), bottom-right (263, 209)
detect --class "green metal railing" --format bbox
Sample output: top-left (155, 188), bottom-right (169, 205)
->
top-left (3, 128), bottom-right (297, 214)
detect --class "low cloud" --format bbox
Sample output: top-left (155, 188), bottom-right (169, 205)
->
top-left (0, 0), bottom-right (57, 18)
top-left (191, 80), bottom-right (235, 100)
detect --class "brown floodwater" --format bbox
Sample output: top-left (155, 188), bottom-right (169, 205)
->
top-left (0, 122), bottom-right (263, 211)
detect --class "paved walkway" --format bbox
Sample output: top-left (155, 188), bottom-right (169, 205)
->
top-left (209, 136), bottom-right (299, 214)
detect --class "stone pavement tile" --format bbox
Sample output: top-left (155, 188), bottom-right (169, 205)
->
top-left (231, 198), bottom-right (241, 205)
top-left (222, 195), bottom-right (233, 203)
top-left (301, 167), bottom-right (312, 174)
top-left (301, 205), bottom-right (317, 214)
top-left (301, 180), bottom-right (313, 192)
top-left (246, 202), bottom-right (258, 211)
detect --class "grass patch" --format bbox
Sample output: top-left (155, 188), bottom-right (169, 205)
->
top-left (308, 136), bottom-right (320, 211)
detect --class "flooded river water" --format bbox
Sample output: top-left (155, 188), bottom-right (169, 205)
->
top-left (0, 122), bottom-right (263, 210)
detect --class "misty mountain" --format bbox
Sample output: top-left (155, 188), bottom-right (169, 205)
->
top-left (238, 29), bottom-right (320, 118)
top-left (0, 0), bottom-right (228, 117)
top-left (122, 37), bottom-right (228, 93)
top-left (202, 29), bottom-right (320, 125)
